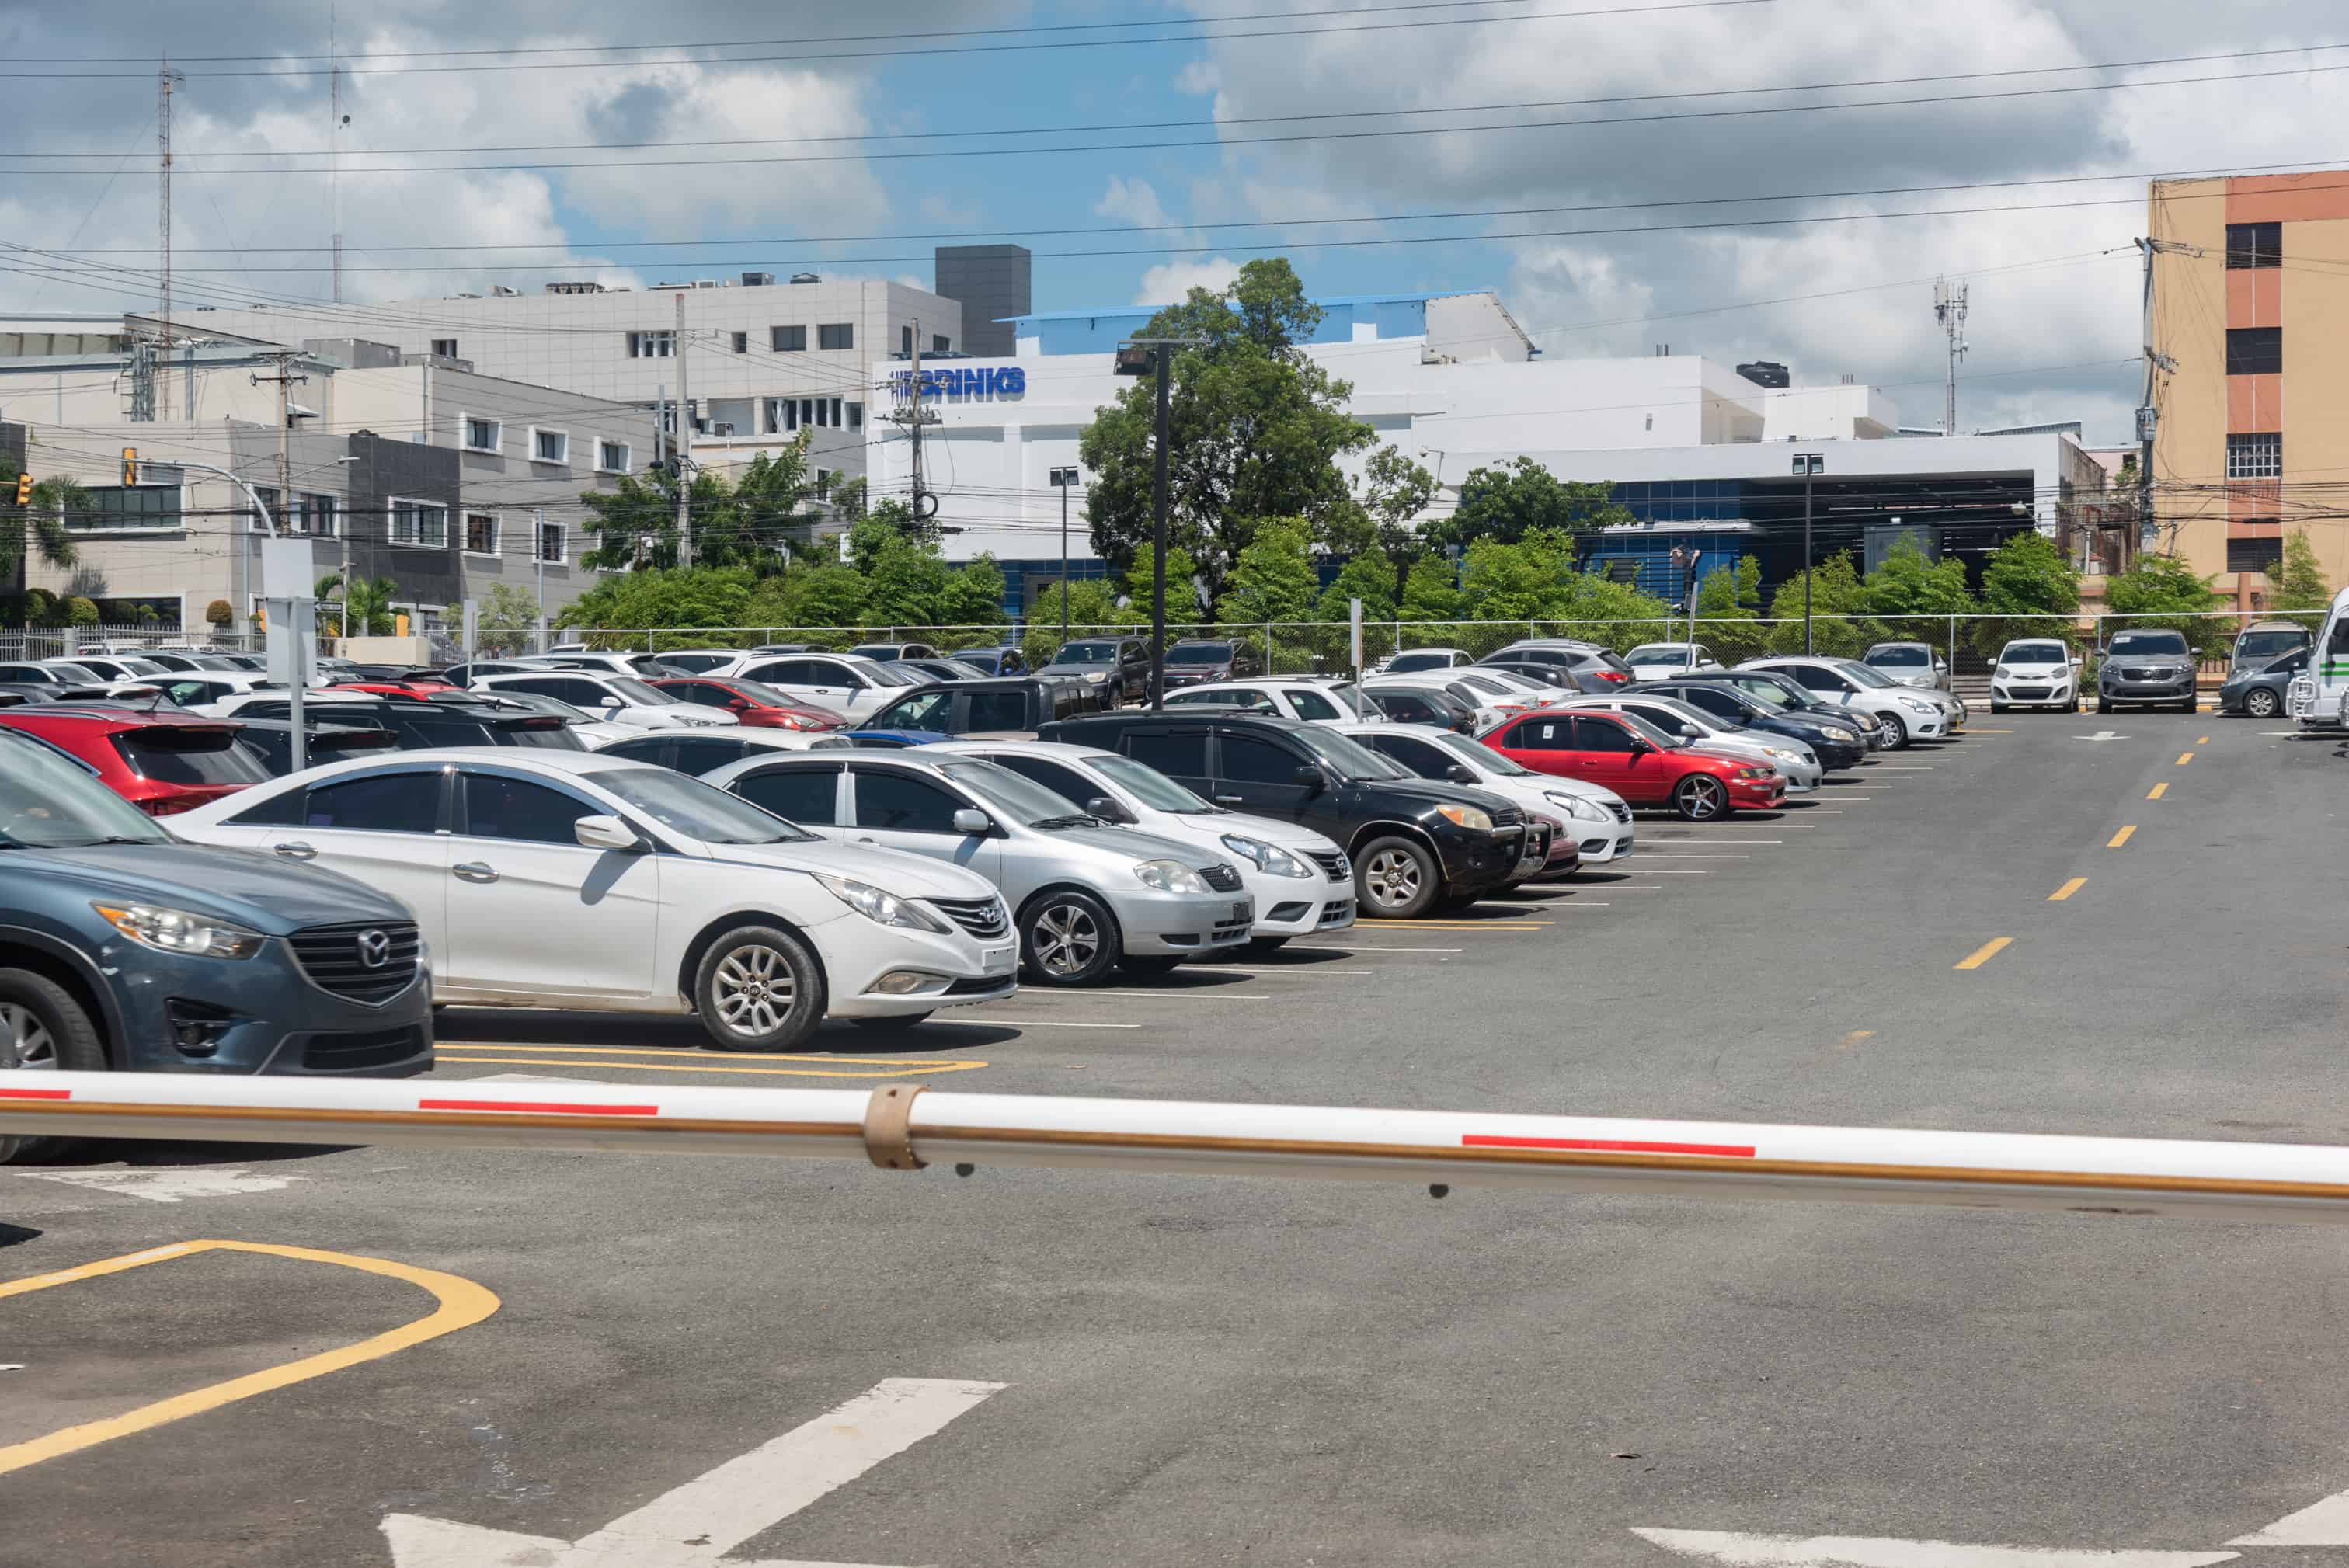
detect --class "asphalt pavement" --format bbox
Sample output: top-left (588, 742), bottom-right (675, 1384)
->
top-left (6, 706), bottom-right (2347, 1567)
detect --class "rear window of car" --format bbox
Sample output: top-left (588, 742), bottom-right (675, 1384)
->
top-left (112, 728), bottom-right (270, 786)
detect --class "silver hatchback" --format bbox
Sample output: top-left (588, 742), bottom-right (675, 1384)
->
top-left (704, 749), bottom-right (1253, 984)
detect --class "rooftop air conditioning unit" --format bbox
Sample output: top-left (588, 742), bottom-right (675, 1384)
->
top-left (742, 273), bottom-right (774, 287)
top-left (694, 280), bottom-right (718, 289)
top-left (789, 273), bottom-right (820, 284)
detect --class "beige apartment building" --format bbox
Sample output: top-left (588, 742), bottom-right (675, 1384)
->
top-left (2151, 171), bottom-right (2349, 607)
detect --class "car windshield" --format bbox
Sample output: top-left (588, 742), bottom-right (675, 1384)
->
top-left (1613, 711), bottom-right (1686, 749)
top-left (1638, 700), bottom-right (1725, 735)
top-left (1387, 652), bottom-right (1453, 671)
top-left (1091, 753), bottom-right (1216, 812)
top-left (1626, 645), bottom-right (1690, 666)
top-left (1054, 641), bottom-right (1119, 664)
top-left (875, 690), bottom-right (954, 732)
top-left (1838, 663), bottom-right (1898, 688)
top-left (1321, 682), bottom-right (1379, 718)
top-left (597, 767), bottom-right (815, 844)
top-left (2003, 642), bottom-right (2068, 665)
top-left (1430, 731), bottom-right (1531, 777)
top-left (1165, 643), bottom-right (1234, 666)
top-left (0, 733), bottom-right (172, 847)
top-left (1869, 646), bottom-right (1931, 666)
top-left (934, 759), bottom-right (1091, 825)
top-left (1291, 724), bottom-right (1411, 780)
top-left (606, 677), bottom-right (680, 705)
top-left (113, 728), bottom-right (271, 786)
top-left (2110, 630), bottom-right (2190, 655)
top-left (722, 680), bottom-right (800, 708)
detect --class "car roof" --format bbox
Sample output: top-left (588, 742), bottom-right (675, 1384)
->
top-left (0, 705), bottom-right (237, 733)
top-left (1046, 708), bottom-right (1307, 730)
top-left (929, 738), bottom-right (1116, 763)
top-left (1866, 640), bottom-right (1932, 650)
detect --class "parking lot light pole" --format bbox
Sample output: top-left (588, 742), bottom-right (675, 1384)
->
top-left (1049, 467), bottom-right (1080, 641)
top-left (1118, 337), bottom-right (1202, 710)
top-left (1794, 453), bottom-right (1824, 654)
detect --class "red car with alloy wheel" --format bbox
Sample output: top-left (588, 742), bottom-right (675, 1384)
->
top-left (649, 676), bottom-right (847, 731)
top-left (1477, 708), bottom-right (1784, 820)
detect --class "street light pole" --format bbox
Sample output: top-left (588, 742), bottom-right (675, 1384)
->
top-left (1049, 466), bottom-right (1078, 641)
top-left (1796, 453), bottom-right (1823, 655)
top-left (1116, 336), bottom-right (1202, 711)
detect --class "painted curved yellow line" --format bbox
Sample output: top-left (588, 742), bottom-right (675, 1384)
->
top-left (0, 1239), bottom-right (498, 1476)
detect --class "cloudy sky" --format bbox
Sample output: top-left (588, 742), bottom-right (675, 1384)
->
top-left (1, 0), bottom-right (2344, 443)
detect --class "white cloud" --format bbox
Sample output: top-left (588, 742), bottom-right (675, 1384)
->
top-left (1094, 176), bottom-right (1175, 232)
top-left (1136, 257), bottom-right (1243, 304)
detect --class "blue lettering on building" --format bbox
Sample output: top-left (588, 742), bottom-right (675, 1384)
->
top-left (887, 366), bottom-right (1026, 399)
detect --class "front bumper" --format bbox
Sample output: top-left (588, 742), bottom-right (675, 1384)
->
top-left (1730, 775), bottom-right (1787, 809)
top-left (1111, 887), bottom-right (1257, 958)
top-left (827, 915), bottom-right (1021, 1017)
top-left (1992, 675), bottom-right (2076, 708)
top-left (2100, 671), bottom-right (2197, 704)
top-left (1244, 860), bottom-right (1356, 937)
top-left (1432, 823), bottom-right (1528, 894)
top-left (107, 940), bottom-right (435, 1076)
top-left (1891, 704), bottom-right (1958, 738)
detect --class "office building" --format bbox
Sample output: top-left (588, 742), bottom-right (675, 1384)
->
top-left (933, 245), bottom-right (1033, 357)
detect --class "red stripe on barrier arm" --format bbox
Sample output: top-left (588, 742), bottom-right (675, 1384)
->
top-left (0, 1086), bottom-right (71, 1101)
top-left (419, 1098), bottom-right (659, 1117)
top-left (1463, 1134), bottom-right (1756, 1158)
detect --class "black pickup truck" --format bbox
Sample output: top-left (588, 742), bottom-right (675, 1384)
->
top-left (850, 677), bottom-right (1093, 746)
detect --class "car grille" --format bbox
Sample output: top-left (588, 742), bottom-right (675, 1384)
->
top-left (1319, 899), bottom-right (1352, 924)
top-left (1520, 822), bottom-right (1552, 863)
top-left (1306, 847), bottom-right (1349, 881)
top-left (928, 896), bottom-right (1009, 940)
top-left (1211, 914), bottom-right (1253, 943)
top-left (2010, 685), bottom-right (2051, 700)
top-left (1487, 803), bottom-right (1523, 828)
top-left (299, 1024), bottom-right (426, 1071)
top-left (1606, 801), bottom-right (1633, 823)
top-left (287, 922), bottom-right (421, 1004)
top-left (1200, 862), bottom-right (1244, 893)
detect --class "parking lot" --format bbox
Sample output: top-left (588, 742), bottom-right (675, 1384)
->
top-left (10, 706), bottom-right (2349, 1566)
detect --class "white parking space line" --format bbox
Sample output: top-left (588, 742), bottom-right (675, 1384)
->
top-left (969, 1019), bottom-right (1142, 1029)
top-left (1637, 854), bottom-right (1750, 860)
top-left (999, 989), bottom-right (1270, 1001)
top-left (1629, 868), bottom-right (1714, 874)
top-left (1198, 968), bottom-right (1379, 978)
top-left (1644, 838), bottom-right (1783, 844)
top-left (1293, 944), bottom-right (1463, 953)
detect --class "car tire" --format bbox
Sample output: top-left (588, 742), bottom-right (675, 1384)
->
top-left (1244, 936), bottom-right (1291, 956)
top-left (693, 925), bottom-right (826, 1052)
top-left (2097, 697), bottom-right (2113, 714)
top-left (1355, 835), bottom-right (1442, 920)
top-left (1874, 711), bottom-right (1909, 747)
top-left (848, 1013), bottom-right (932, 1031)
top-left (2070, 694), bottom-right (2081, 713)
top-left (0, 968), bottom-right (108, 1165)
top-left (1672, 774), bottom-right (1730, 821)
top-left (1020, 889), bottom-right (1123, 986)
top-left (1990, 702), bottom-right (2006, 714)
top-left (2247, 687), bottom-right (2281, 718)
top-left (2180, 695), bottom-right (2201, 713)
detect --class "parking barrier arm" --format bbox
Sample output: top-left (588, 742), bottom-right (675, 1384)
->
top-left (9, 1073), bottom-right (2349, 1224)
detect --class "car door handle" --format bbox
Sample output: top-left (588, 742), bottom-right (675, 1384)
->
top-left (854, 836), bottom-right (879, 846)
top-left (271, 841), bottom-right (316, 860)
top-left (451, 861), bottom-right (499, 884)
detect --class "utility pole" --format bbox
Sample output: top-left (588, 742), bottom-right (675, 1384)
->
top-left (253, 351), bottom-right (308, 540)
top-left (673, 291), bottom-right (693, 567)
top-left (1795, 452), bottom-right (1824, 654)
top-left (1933, 277), bottom-right (1968, 436)
top-left (1115, 336), bottom-right (1202, 709)
top-left (157, 57), bottom-right (181, 421)
top-left (1049, 466), bottom-right (1079, 640)
top-left (329, 5), bottom-right (344, 304)
top-left (2134, 237), bottom-right (2190, 557)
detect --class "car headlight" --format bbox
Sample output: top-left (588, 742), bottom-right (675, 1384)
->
top-left (1133, 858), bottom-right (1210, 894)
top-left (92, 902), bottom-right (264, 959)
top-left (1762, 746), bottom-right (1801, 763)
top-left (1220, 833), bottom-right (1311, 878)
top-left (1433, 803), bottom-right (1494, 830)
top-left (1897, 696), bottom-right (1937, 712)
top-left (813, 874), bottom-right (953, 933)
top-left (1821, 727), bottom-right (1857, 743)
top-left (1084, 671), bottom-right (1108, 683)
top-left (1734, 766), bottom-right (1770, 779)
top-left (1545, 790), bottom-right (1610, 822)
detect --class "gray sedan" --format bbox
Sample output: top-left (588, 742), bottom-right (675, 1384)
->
top-left (704, 749), bottom-right (1253, 984)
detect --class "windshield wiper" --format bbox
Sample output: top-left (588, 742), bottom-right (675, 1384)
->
top-left (1029, 813), bottom-right (1105, 830)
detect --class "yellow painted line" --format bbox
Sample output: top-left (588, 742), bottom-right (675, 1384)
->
top-left (2146, 781), bottom-right (2168, 800)
top-left (2197, 735), bottom-right (2210, 744)
top-left (1954, 937), bottom-right (2013, 971)
top-left (2176, 751), bottom-right (2194, 765)
top-left (1970, 728), bottom-right (2017, 733)
top-left (2048, 877), bottom-right (2088, 902)
top-left (0, 1240), bottom-right (496, 1476)
top-left (435, 1050), bottom-right (984, 1079)
top-left (2106, 826), bottom-right (2136, 849)
top-left (1836, 1030), bottom-right (1875, 1050)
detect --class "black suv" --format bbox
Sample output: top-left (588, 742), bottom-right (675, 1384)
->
top-left (854, 678), bottom-right (1092, 743)
top-left (229, 694), bottom-right (583, 750)
top-left (1037, 637), bottom-right (1154, 705)
top-left (1161, 639), bottom-right (1265, 689)
top-left (1038, 711), bottom-right (1527, 919)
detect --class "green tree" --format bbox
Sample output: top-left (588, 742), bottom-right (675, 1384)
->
top-left (553, 567), bottom-right (754, 638)
top-left (1974, 530), bottom-right (2080, 653)
top-left (1214, 519), bottom-right (1319, 625)
top-left (694, 439), bottom-right (819, 572)
top-left (1694, 555), bottom-right (1763, 617)
top-left (1310, 548), bottom-right (1398, 665)
top-left (0, 457), bottom-right (85, 589)
top-left (342, 576), bottom-right (402, 637)
top-left (1123, 541), bottom-right (1203, 621)
top-left (577, 470), bottom-right (686, 570)
top-left (1356, 444), bottom-right (1436, 586)
top-left (64, 595), bottom-right (99, 627)
top-left (1019, 579), bottom-right (1136, 669)
top-left (2271, 528), bottom-right (2332, 615)
top-left (1397, 555), bottom-right (1464, 624)
top-left (1863, 540), bottom-right (1975, 619)
top-left (1425, 458), bottom-right (1630, 558)
top-left (1765, 551), bottom-right (1873, 655)
top-left (473, 582), bottom-right (544, 655)
top-left (1460, 535), bottom-right (1562, 624)
top-left (777, 564), bottom-right (870, 630)
top-left (1077, 257), bottom-right (1376, 601)
top-left (937, 555), bottom-right (1007, 629)
top-left (1539, 567), bottom-right (1673, 652)
top-left (2104, 552), bottom-right (2225, 657)
top-left (205, 597), bottom-right (234, 629)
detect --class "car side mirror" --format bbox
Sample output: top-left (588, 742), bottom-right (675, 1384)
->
top-left (1293, 765), bottom-right (1326, 791)
top-left (1627, 739), bottom-right (1652, 755)
top-left (2071, 656), bottom-right (2083, 668)
top-left (574, 815), bottom-right (642, 853)
top-left (726, 697), bottom-right (750, 709)
top-left (952, 807), bottom-right (993, 836)
top-left (1086, 794), bottom-right (1137, 825)
top-left (1446, 763), bottom-right (1476, 784)
top-left (600, 696), bottom-right (623, 710)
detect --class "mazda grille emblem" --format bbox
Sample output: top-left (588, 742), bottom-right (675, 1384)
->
top-left (356, 930), bottom-right (392, 969)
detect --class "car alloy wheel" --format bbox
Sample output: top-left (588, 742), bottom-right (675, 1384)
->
top-left (1875, 711), bottom-right (1908, 747)
top-left (712, 944), bottom-right (796, 1037)
top-left (0, 969), bottom-right (106, 1164)
top-left (1022, 891), bottom-right (1120, 986)
top-left (1363, 846), bottom-right (1423, 909)
top-left (0, 1001), bottom-right (57, 1073)
top-left (2247, 687), bottom-right (2280, 718)
top-left (1672, 774), bottom-right (1728, 821)
top-left (694, 926), bottom-right (823, 1052)
top-left (1034, 903), bottom-right (1099, 976)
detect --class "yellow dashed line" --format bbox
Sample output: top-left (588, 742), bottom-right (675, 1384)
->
top-left (2106, 826), bottom-right (2136, 848)
top-left (2197, 735), bottom-right (2210, 745)
top-left (1836, 1030), bottom-right (1875, 1050)
top-left (2147, 781), bottom-right (2168, 800)
top-left (1954, 937), bottom-right (2013, 971)
top-left (2176, 751), bottom-right (2194, 765)
top-left (2049, 878), bottom-right (2087, 902)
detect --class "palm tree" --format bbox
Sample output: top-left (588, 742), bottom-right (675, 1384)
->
top-left (342, 575), bottom-right (400, 637)
top-left (314, 572), bottom-right (346, 638)
top-left (1, 461), bottom-right (88, 608)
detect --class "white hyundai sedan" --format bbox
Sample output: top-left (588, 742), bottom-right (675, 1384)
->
top-left (171, 750), bottom-right (1018, 1049)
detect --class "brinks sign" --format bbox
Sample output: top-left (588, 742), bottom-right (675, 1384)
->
top-left (889, 366), bottom-right (1026, 399)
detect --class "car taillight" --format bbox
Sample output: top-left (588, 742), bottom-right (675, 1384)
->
top-left (1594, 669), bottom-right (1630, 683)
top-left (140, 796), bottom-right (196, 816)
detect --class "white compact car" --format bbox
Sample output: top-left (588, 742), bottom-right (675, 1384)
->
top-left (1554, 693), bottom-right (1823, 792)
top-left (1622, 643), bottom-right (1725, 681)
top-left (170, 750), bottom-right (1018, 1048)
top-left (1738, 656), bottom-right (1964, 747)
top-left (1989, 638), bottom-right (2082, 713)
top-left (931, 738), bottom-right (1355, 950)
top-left (708, 652), bottom-right (920, 722)
top-left (1161, 679), bottom-right (1385, 725)
top-left (472, 671), bottom-right (740, 731)
top-left (1331, 721), bottom-right (1634, 866)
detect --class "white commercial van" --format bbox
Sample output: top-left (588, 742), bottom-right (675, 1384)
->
top-left (2287, 586), bottom-right (2349, 726)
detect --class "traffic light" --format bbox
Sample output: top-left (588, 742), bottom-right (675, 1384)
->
top-left (121, 447), bottom-right (137, 486)
top-left (11, 471), bottom-right (29, 507)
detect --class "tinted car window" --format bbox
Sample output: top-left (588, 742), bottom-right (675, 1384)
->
top-left (670, 736), bottom-right (753, 774)
top-left (875, 690), bottom-right (953, 732)
top-left (393, 714), bottom-right (496, 749)
top-left (1503, 718), bottom-right (1567, 749)
top-left (1285, 687), bottom-right (1341, 721)
top-left (112, 728), bottom-right (270, 786)
top-left (596, 735), bottom-right (673, 766)
top-left (1785, 664), bottom-right (1846, 693)
top-left (983, 753), bottom-right (1098, 805)
top-left (1125, 728), bottom-right (1209, 777)
top-left (224, 779), bottom-right (310, 825)
top-left (304, 771), bottom-right (442, 833)
top-left (853, 769), bottom-right (965, 833)
top-left (461, 774), bottom-right (600, 844)
top-left (505, 676), bottom-right (611, 706)
top-left (1220, 732), bottom-right (1303, 784)
top-left (733, 765), bottom-right (840, 826)
top-left (966, 690), bottom-right (1029, 732)
top-left (1571, 715), bottom-right (1639, 753)
top-left (666, 680), bottom-right (733, 708)
top-left (1673, 687), bottom-right (1744, 720)
top-left (1373, 691), bottom-right (1437, 725)
top-left (2109, 631), bottom-right (2191, 655)
top-left (1373, 733), bottom-right (1453, 777)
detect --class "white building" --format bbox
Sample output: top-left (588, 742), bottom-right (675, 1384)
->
top-left (868, 289), bottom-right (2096, 614)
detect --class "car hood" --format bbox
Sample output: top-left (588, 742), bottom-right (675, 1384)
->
top-left (1152, 808), bottom-right (1341, 854)
top-left (1346, 777), bottom-right (1516, 815)
top-left (625, 707), bottom-right (740, 729)
top-left (695, 836), bottom-right (1000, 900)
top-left (8, 842), bottom-right (412, 933)
top-left (1025, 822), bottom-right (1230, 868)
top-left (1035, 662), bottom-right (1112, 678)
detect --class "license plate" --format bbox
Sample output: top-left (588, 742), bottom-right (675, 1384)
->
top-left (1230, 901), bottom-right (1253, 923)
top-left (982, 944), bottom-right (1017, 975)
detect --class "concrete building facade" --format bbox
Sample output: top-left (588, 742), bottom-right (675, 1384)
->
top-left (934, 245), bottom-right (1033, 357)
top-left (2151, 171), bottom-right (2349, 604)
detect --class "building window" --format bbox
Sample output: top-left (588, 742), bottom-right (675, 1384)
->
top-left (900, 325), bottom-right (913, 356)
top-left (597, 440), bottom-right (630, 474)
top-left (250, 485), bottom-right (282, 532)
top-left (534, 521), bottom-right (566, 565)
top-left (932, 334), bottom-right (948, 353)
top-left (2227, 536), bottom-right (2284, 575)
top-left (388, 497), bottom-right (449, 548)
top-left (68, 484), bottom-right (182, 531)
top-left (731, 331), bottom-right (748, 353)
top-left (462, 415), bottom-right (500, 453)
top-left (432, 337), bottom-right (459, 358)
top-left (627, 330), bottom-right (676, 358)
top-left (2227, 433), bottom-right (2282, 479)
top-left (531, 428), bottom-right (569, 464)
top-left (816, 469), bottom-right (833, 499)
top-left (464, 512), bottom-right (500, 555)
top-left (2226, 326), bottom-right (2282, 377)
top-left (2225, 222), bottom-right (2282, 269)
top-left (818, 322), bottom-right (853, 351)
top-left (649, 402), bottom-right (677, 436)
top-left (292, 492), bottom-right (336, 537)
top-left (847, 402), bottom-right (863, 429)
top-left (771, 325), bottom-right (806, 352)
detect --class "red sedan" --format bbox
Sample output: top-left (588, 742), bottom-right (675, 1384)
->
top-left (1479, 708), bottom-right (1784, 820)
top-left (649, 676), bottom-right (847, 731)
top-left (0, 707), bottom-right (267, 815)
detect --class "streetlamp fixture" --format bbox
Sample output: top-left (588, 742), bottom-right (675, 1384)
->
top-left (1048, 466), bottom-right (1081, 641)
top-left (1794, 452), bottom-right (1824, 654)
top-left (1115, 336), bottom-right (1204, 709)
